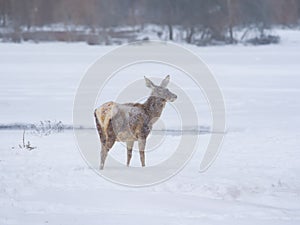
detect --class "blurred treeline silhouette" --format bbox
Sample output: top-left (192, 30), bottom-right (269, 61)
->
top-left (0, 0), bottom-right (299, 45)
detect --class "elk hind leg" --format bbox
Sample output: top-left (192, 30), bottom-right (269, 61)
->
top-left (100, 120), bottom-right (116, 170)
top-left (100, 144), bottom-right (108, 170)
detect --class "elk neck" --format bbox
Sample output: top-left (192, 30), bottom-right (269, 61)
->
top-left (142, 96), bottom-right (166, 122)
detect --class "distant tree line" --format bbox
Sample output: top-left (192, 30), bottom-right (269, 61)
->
top-left (0, 0), bottom-right (300, 44)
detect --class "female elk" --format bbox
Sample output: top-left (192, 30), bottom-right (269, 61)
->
top-left (94, 75), bottom-right (177, 169)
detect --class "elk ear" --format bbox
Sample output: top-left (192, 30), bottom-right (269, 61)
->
top-left (160, 75), bottom-right (170, 87)
top-left (144, 76), bottom-right (155, 89)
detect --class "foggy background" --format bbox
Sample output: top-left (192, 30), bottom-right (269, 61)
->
top-left (1, 0), bottom-right (300, 45)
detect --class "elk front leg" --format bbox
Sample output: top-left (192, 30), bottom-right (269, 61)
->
top-left (138, 139), bottom-right (146, 167)
top-left (126, 141), bottom-right (134, 167)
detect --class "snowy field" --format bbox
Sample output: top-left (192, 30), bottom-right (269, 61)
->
top-left (0, 29), bottom-right (300, 224)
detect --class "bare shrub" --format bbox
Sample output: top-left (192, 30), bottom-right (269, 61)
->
top-left (32, 120), bottom-right (64, 136)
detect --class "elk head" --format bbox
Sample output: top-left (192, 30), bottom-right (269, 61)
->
top-left (144, 75), bottom-right (177, 102)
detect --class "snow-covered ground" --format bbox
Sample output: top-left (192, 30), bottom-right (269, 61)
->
top-left (0, 29), bottom-right (300, 224)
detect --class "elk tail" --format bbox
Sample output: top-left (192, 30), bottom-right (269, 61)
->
top-left (94, 109), bottom-right (102, 138)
